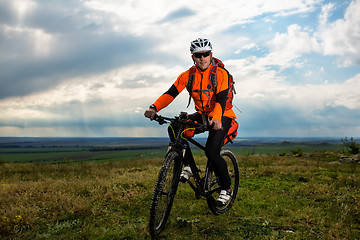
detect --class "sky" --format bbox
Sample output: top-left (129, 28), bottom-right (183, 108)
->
top-left (0, 0), bottom-right (359, 138)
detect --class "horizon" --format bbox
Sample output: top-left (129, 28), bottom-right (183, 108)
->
top-left (0, 136), bottom-right (350, 139)
top-left (0, 136), bottom-right (347, 149)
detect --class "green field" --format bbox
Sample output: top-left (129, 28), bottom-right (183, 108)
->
top-left (1, 142), bottom-right (359, 239)
top-left (0, 147), bottom-right (167, 163)
top-left (0, 141), bottom-right (343, 164)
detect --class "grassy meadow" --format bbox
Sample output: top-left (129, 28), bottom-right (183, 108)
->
top-left (0, 142), bottom-right (359, 239)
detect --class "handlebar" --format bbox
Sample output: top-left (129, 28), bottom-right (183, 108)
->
top-left (153, 113), bottom-right (214, 132)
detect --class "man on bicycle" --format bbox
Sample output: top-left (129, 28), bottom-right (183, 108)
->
top-left (144, 38), bottom-right (237, 206)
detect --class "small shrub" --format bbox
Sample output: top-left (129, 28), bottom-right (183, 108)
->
top-left (341, 137), bottom-right (360, 155)
top-left (279, 151), bottom-right (287, 157)
top-left (290, 148), bottom-right (303, 157)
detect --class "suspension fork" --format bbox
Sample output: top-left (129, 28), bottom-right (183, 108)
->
top-left (203, 161), bottom-right (213, 194)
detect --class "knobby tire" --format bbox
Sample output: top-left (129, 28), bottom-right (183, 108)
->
top-left (148, 151), bottom-right (182, 238)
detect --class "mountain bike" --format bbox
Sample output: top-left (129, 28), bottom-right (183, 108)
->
top-left (148, 112), bottom-right (239, 238)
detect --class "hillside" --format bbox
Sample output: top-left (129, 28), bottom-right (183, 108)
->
top-left (1, 151), bottom-right (359, 239)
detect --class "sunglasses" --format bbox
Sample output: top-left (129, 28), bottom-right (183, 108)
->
top-left (193, 51), bottom-right (211, 58)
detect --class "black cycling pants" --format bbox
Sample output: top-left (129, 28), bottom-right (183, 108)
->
top-left (168, 112), bottom-right (232, 190)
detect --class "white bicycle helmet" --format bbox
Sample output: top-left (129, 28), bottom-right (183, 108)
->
top-left (190, 38), bottom-right (212, 54)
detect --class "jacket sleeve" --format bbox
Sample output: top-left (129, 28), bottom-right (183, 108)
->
top-left (152, 71), bottom-right (188, 111)
top-left (211, 69), bottom-right (229, 122)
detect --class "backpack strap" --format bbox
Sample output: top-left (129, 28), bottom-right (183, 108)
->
top-left (186, 66), bottom-right (197, 108)
top-left (209, 65), bottom-right (217, 91)
top-left (208, 57), bottom-right (226, 92)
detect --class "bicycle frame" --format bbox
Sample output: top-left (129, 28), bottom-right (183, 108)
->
top-left (159, 113), bottom-right (220, 199)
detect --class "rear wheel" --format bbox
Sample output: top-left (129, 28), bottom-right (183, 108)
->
top-left (148, 151), bottom-right (182, 238)
top-left (206, 149), bottom-right (239, 215)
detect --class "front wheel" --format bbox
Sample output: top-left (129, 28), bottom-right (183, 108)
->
top-left (148, 151), bottom-right (182, 238)
top-left (206, 149), bottom-right (239, 215)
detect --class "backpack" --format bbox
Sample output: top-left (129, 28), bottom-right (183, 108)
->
top-left (186, 58), bottom-right (236, 110)
top-left (223, 118), bottom-right (239, 146)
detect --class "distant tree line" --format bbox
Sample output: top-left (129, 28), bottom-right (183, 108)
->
top-left (89, 146), bottom-right (161, 151)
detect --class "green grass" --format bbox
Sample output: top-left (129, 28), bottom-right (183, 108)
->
top-left (228, 143), bottom-right (342, 156)
top-left (1, 147), bottom-right (359, 239)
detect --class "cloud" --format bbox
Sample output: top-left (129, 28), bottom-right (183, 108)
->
top-left (317, 0), bottom-right (360, 66)
top-left (0, 0), bottom-right (177, 99)
top-left (0, 25), bottom-right (162, 99)
top-left (0, 62), bottom-right (187, 131)
top-left (236, 73), bottom-right (360, 137)
top-left (157, 7), bottom-right (195, 23)
top-left (263, 24), bottom-right (321, 69)
top-left (0, 0), bottom-right (327, 97)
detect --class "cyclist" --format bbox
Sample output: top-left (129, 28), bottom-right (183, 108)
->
top-left (144, 38), bottom-right (237, 206)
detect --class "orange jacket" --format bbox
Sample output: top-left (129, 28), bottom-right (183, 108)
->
top-left (152, 63), bottom-right (236, 123)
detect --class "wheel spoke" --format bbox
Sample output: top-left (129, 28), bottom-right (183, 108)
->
top-left (206, 149), bottom-right (239, 215)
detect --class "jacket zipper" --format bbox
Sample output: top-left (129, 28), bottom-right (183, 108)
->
top-left (199, 72), bottom-right (205, 112)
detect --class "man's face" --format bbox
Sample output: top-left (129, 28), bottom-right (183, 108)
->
top-left (192, 51), bottom-right (212, 70)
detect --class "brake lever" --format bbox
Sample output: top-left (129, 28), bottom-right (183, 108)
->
top-left (154, 115), bottom-right (166, 125)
